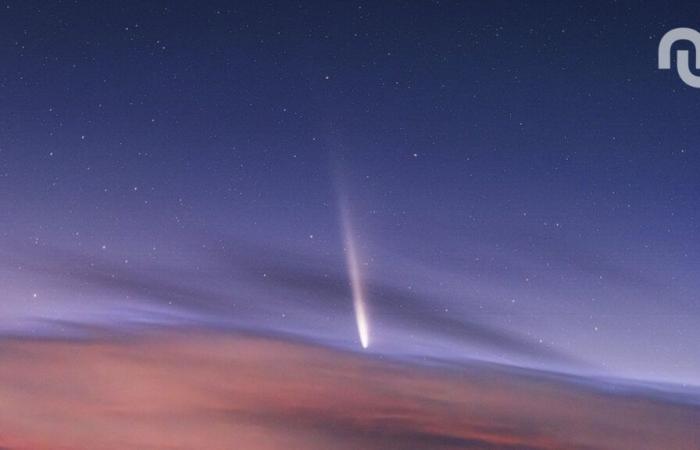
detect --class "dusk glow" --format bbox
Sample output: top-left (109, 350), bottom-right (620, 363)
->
top-left (0, 1), bottom-right (699, 448)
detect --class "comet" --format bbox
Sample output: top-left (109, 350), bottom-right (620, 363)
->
top-left (340, 200), bottom-right (370, 349)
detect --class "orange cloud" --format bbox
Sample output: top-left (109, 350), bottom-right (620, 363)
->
top-left (0, 331), bottom-right (697, 449)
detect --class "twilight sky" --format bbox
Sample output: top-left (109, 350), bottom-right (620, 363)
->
top-left (0, 0), bottom-right (699, 388)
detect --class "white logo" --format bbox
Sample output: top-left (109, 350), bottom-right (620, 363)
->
top-left (659, 28), bottom-right (700, 88)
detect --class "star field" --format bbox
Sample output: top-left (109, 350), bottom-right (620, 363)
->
top-left (0, 0), bottom-right (699, 387)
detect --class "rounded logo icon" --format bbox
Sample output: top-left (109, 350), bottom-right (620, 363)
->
top-left (658, 28), bottom-right (700, 88)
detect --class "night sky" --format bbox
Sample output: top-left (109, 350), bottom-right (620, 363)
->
top-left (1, 0), bottom-right (699, 390)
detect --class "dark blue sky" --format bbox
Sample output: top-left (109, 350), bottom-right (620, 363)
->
top-left (0, 1), bottom-right (699, 385)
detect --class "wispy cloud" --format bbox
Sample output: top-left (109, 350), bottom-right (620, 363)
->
top-left (1, 236), bottom-right (576, 365)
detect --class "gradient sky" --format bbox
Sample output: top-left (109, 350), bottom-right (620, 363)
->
top-left (0, 1), bottom-right (699, 387)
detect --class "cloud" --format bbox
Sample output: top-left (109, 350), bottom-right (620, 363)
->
top-left (210, 238), bottom-right (577, 362)
top-left (0, 237), bottom-right (577, 364)
top-left (0, 331), bottom-right (697, 450)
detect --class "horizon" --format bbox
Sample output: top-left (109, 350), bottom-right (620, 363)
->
top-left (1, 1), bottom-right (699, 448)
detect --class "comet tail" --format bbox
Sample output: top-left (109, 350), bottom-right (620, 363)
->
top-left (340, 203), bottom-right (370, 349)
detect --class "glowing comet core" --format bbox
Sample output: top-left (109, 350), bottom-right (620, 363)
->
top-left (340, 202), bottom-right (370, 349)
